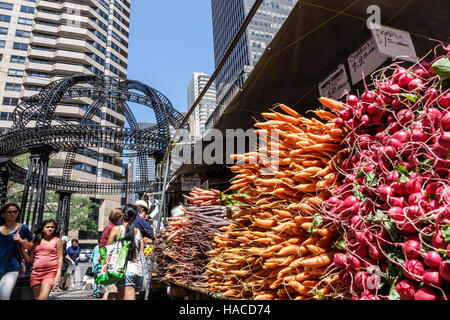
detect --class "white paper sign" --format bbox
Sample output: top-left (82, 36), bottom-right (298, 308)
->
top-left (348, 38), bottom-right (388, 85)
top-left (372, 25), bottom-right (417, 62)
top-left (318, 64), bottom-right (351, 101)
top-left (181, 176), bottom-right (201, 191)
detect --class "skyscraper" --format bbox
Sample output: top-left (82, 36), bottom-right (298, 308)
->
top-left (208, 0), bottom-right (295, 127)
top-left (0, 0), bottom-right (131, 238)
top-left (128, 122), bottom-right (157, 204)
top-left (187, 72), bottom-right (217, 139)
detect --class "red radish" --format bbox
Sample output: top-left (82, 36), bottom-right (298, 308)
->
top-left (395, 280), bottom-right (416, 300)
top-left (367, 243), bottom-right (384, 261)
top-left (424, 251), bottom-right (443, 269)
top-left (437, 132), bottom-right (450, 149)
top-left (432, 225), bottom-right (447, 250)
top-left (415, 287), bottom-right (440, 300)
top-left (367, 103), bottom-right (379, 115)
top-left (355, 245), bottom-right (368, 258)
top-left (439, 261), bottom-right (450, 282)
top-left (423, 269), bottom-right (444, 287)
top-left (402, 240), bottom-right (422, 258)
top-left (388, 196), bottom-right (405, 208)
top-left (441, 112), bottom-right (450, 131)
top-left (402, 259), bottom-right (424, 281)
top-left (392, 130), bottom-right (410, 144)
top-left (405, 205), bottom-right (425, 219)
top-left (424, 87), bottom-right (439, 102)
top-left (439, 93), bottom-right (450, 107)
top-left (348, 255), bottom-right (362, 270)
top-left (408, 78), bottom-right (424, 91)
top-left (405, 179), bottom-right (422, 194)
top-left (333, 253), bottom-right (348, 269)
top-left (347, 95), bottom-right (359, 107)
top-left (387, 137), bottom-right (402, 150)
top-left (397, 109), bottom-right (414, 126)
top-left (398, 73), bottom-right (414, 88)
top-left (361, 91), bottom-right (376, 103)
top-left (354, 271), bottom-right (369, 290)
top-left (425, 182), bottom-right (439, 195)
top-left (343, 195), bottom-right (358, 208)
top-left (426, 200), bottom-right (439, 212)
top-left (351, 215), bottom-right (362, 228)
top-left (408, 193), bottom-right (426, 206)
top-left (388, 206), bottom-right (404, 221)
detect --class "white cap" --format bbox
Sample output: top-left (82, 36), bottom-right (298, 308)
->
top-left (61, 236), bottom-right (69, 241)
top-left (134, 200), bottom-right (149, 211)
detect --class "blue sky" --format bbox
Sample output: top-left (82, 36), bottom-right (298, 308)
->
top-left (126, 1), bottom-right (215, 124)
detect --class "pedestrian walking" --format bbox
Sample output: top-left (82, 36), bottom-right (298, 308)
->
top-left (29, 219), bottom-right (63, 300)
top-left (64, 239), bottom-right (80, 289)
top-left (134, 200), bottom-right (154, 244)
top-left (54, 235), bottom-right (69, 292)
top-left (100, 208), bottom-right (123, 300)
top-left (0, 203), bottom-right (33, 300)
top-left (90, 241), bottom-right (104, 298)
top-left (106, 205), bottom-right (144, 300)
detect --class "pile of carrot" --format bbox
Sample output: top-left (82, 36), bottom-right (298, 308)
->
top-left (205, 103), bottom-right (349, 300)
top-left (183, 187), bottom-right (222, 206)
top-left (153, 205), bottom-right (231, 288)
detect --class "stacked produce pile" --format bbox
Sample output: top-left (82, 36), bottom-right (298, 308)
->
top-left (183, 187), bottom-right (221, 206)
top-left (205, 104), bottom-right (349, 300)
top-left (322, 51), bottom-right (450, 300)
top-left (153, 189), bottom-right (231, 288)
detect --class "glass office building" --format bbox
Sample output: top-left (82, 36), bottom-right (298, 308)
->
top-left (208, 0), bottom-right (295, 127)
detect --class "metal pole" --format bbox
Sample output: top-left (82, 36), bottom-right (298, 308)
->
top-left (145, 148), bottom-right (172, 300)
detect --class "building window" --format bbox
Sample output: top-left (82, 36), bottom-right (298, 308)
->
top-left (5, 83), bottom-right (21, 91)
top-left (0, 2), bottom-right (13, 10)
top-left (20, 5), bottom-right (34, 14)
top-left (8, 69), bottom-right (24, 77)
top-left (10, 55), bottom-right (26, 63)
top-left (13, 42), bottom-right (28, 51)
top-left (0, 27), bottom-right (7, 34)
top-left (2, 97), bottom-right (19, 106)
top-left (17, 17), bottom-right (32, 25)
top-left (0, 40), bottom-right (5, 48)
top-left (15, 29), bottom-right (31, 37)
top-left (0, 14), bottom-right (11, 22)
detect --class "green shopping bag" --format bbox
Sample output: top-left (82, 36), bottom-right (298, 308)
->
top-left (96, 230), bottom-right (131, 285)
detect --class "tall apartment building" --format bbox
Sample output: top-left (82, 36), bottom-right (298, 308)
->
top-left (209, 0), bottom-right (295, 126)
top-left (187, 72), bottom-right (217, 139)
top-left (128, 122), bottom-right (156, 204)
top-left (0, 0), bottom-right (131, 239)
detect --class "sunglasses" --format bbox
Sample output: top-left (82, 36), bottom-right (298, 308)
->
top-left (5, 210), bottom-right (19, 215)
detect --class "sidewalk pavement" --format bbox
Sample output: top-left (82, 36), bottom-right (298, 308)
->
top-left (49, 288), bottom-right (102, 300)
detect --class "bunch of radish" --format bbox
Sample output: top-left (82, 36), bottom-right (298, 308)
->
top-left (321, 45), bottom-right (450, 300)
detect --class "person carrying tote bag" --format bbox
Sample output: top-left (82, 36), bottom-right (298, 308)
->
top-left (98, 205), bottom-right (143, 300)
top-left (96, 228), bottom-right (130, 285)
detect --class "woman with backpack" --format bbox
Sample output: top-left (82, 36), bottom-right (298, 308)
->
top-left (105, 205), bottom-right (144, 300)
top-left (0, 203), bottom-right (33, 300)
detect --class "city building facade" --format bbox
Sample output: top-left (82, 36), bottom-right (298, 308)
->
top-left (128, 122), bottom-right (156, 204)
top-left (187, 72), bottom-right (217, 139)
top-left (208, 0), bottom-right (295, 128)
top-left (0, 0), bottom-right (131, 240)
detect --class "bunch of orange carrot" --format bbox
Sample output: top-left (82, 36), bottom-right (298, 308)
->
top-left (205, 101), bottom-right (349, 300)
top-left (183, 187), bottom-right (222, 206)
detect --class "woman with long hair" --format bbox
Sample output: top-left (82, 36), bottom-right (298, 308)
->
top-left (0, 203), bottom-right (33, 300)
top-left (29, 219), bottom-right (63, 300)
top-left (106, 205), bottom-right (144, 300)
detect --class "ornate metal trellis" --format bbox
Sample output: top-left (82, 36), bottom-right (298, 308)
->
top-left (0, 75), bottom-right (186, 233)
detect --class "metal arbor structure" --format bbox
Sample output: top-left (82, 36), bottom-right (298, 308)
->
top-left (0, 75), bottom-right (185, 234)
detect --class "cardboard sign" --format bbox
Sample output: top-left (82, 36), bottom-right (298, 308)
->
top-left (348, 38), bottom-right (388, 85)
top-left (372, 25), bottom-right (417, 62)
top-left (181, 176), bottom-right (201, 191)
top-left (318, 64), bottom-right (351, 101)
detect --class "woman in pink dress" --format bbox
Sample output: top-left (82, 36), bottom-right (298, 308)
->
top-left (29, 219), bottom-right (63, 300)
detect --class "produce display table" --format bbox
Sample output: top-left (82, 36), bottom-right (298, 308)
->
top-left (164, 279), bottom-right (217, 300)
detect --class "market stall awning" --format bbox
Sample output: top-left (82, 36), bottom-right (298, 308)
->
top-left (173, 0), bottom-right (450, 184)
